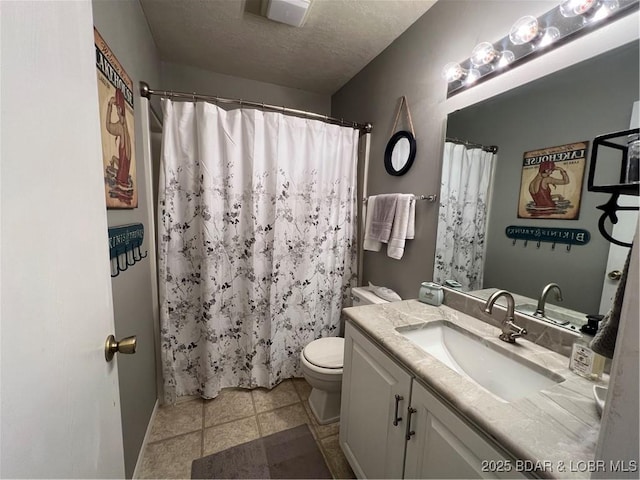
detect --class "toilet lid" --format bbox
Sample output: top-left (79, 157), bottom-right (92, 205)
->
top-left (303, 337), bottom-right (344, 369)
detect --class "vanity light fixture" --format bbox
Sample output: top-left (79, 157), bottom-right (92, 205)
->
top-left (443, 0), bottom-right (638, 97)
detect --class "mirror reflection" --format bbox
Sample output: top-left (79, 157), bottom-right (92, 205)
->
top-left (391, 137), bottom-right (410, 171)
top-left (435, 41), bottom-right (639, 326)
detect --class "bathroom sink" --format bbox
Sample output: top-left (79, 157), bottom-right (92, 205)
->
top-left (515, 303), bottom-right (583, 326)
top-left (397, 321), bottom-right (564, 402)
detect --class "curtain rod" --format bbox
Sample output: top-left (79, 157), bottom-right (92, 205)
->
top-left (446, 137), bottom-right (498, 153)
top-left (140, 81), bottom-right (372, 133)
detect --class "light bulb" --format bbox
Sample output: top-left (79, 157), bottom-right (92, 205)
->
top-left (470, 42), bottom-right (499, 66)
top-left (509, 16), bottom-right (541, 45)
top-left (471, 42), bottom-right (515, 69)
top-left (559, 0), bottom-right (599, 17)
top-left (442, 62), bottom-right (465, 83)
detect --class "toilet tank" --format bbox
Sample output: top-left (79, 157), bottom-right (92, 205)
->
top-left (351, 286), bottom-right (390, 306)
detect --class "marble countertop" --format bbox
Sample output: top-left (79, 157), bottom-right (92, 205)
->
top-left (342, 299), bottom-right (607, 479)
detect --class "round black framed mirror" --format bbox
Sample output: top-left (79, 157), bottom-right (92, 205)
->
top-left (384, 130), bottom-right (416, 176)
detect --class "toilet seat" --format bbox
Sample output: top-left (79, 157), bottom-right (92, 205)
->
top-left (303, 337), bottom-right (344, 369)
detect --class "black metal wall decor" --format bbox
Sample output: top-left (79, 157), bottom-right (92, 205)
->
top-left (505, 225), bottom-right (590, 251)
top-left (108, 223), bottom-right (147, 277)
top-left (588, 128), bottom-right (639, 247)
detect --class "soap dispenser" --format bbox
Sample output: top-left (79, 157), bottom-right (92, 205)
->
top-left (569, 315), bottom-right (605, 380)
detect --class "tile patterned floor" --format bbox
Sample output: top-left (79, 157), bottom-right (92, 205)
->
top-left (137, 378), bottom-right (355, 479)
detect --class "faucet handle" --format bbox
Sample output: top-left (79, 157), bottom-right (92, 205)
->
top-left (500, 321), bottom-right (527, 343)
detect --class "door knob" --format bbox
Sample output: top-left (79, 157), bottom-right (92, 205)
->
top-left (607, 270), bottom-right (622, 281)
top-left (105, 335), bottom-right (137, 362)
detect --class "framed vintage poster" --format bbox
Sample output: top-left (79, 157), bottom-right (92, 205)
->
top-left (517, 141), bottom-right (588, 220)
top-left (95, 28), bottom-right (137, 208)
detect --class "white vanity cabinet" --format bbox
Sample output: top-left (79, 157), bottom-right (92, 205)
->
top-left (340, 322), bottom-right (412, 478)
top-left (341, 322), bottom-right (524, 479)
top-left (404, 380), bottom-right (524, 479)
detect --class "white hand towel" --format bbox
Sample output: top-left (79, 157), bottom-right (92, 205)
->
top-left (387, 194), bottom-right (415, 260)
top-left (368, 194), bottom-right (398, 242)
top-left (363, 196), bottom-right (382, 251)
top-left (406, 197), bottom-right (416, 240)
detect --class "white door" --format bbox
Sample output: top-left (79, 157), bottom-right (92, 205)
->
top-left (1, 2), bottom-right (125, 477)
top-left (599, 102), bottom-right (639, 314)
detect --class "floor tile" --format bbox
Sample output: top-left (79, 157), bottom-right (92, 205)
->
top-left (321, 434), bottom-right (356, 479)
top-left (256, 402), bottom-right (311, 436)
top-left (292, 377), bottom-right (312, 401)
top-left (138, 431), bottom-right (202, 479)
top-left (252, 380), bottom-right (300, 413)
top-left (148, 398), bottom-right (203, 443)
top-left (204, 388), bottom-right (254, 427)
top-left (202, 416), bottom-right (261, 456)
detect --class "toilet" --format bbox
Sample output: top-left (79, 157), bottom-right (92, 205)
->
top-left (300, 286), bottom-right (389, 424)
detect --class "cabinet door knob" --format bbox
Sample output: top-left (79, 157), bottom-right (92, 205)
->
top-left (393, 394), bottom-right (404, 426)
top-left (405, 407), bottom-right (417, 440)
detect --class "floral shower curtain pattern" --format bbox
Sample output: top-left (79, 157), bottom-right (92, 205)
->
top-left (433, 142), bottom-right (496, 290)
top-left (158, 99), bottom-right (359, 403)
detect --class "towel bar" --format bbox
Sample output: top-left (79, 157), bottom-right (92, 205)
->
top-left (363, 194), bottom-right (437, 203)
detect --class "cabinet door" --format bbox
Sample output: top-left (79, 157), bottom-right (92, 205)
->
top-left (340, 322), bottom-right (412, 479)
top-left (404, 381), bottom-right (525, 479)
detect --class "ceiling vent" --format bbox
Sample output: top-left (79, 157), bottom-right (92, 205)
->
top-left (265, 0), bottom-right (311, 27)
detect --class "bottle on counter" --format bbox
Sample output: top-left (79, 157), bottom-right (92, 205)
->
top-left (569, 315), bottom-right (605, 380)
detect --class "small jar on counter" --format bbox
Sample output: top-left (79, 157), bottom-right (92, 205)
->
top-left (418, 282), bottom-right (443, 306)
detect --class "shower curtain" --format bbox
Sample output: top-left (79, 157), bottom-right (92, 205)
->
top-left (433, 142), bottom-right (496, 290)
top-left (158, 99), bottom-right (359, 403)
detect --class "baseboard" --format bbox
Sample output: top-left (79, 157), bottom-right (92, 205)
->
top-left (132, 398), bottom-right (160, 479)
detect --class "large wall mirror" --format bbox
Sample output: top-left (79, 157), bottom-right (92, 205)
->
top-left (437, 40), bottom-right (639, 322)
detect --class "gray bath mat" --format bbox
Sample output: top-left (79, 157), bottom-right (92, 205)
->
top-left (191, 424), bottom-right (332, 479)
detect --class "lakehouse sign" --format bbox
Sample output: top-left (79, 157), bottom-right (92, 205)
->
top-left (517, 141), bottom-right (588, 220)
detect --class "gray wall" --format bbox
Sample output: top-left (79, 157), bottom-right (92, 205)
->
top-left (331, 0), bottom-right (560, 299)
top-left (92, 0), bottom-right (161, 477)
top-left (331, 0), bottom-right (637, 301)
top-left (446, 43), bottom-right (639, 314)
top-left (161, 61), bottom-right (331, 114)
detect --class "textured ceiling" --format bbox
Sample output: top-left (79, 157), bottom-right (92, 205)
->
top-left (140, 0), bottom-right (437, 94)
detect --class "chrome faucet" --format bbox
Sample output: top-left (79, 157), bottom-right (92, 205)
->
top-left (484, 290), bottom-right (528, 344)
top-left (535, 283), bottom-right (563, 318)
